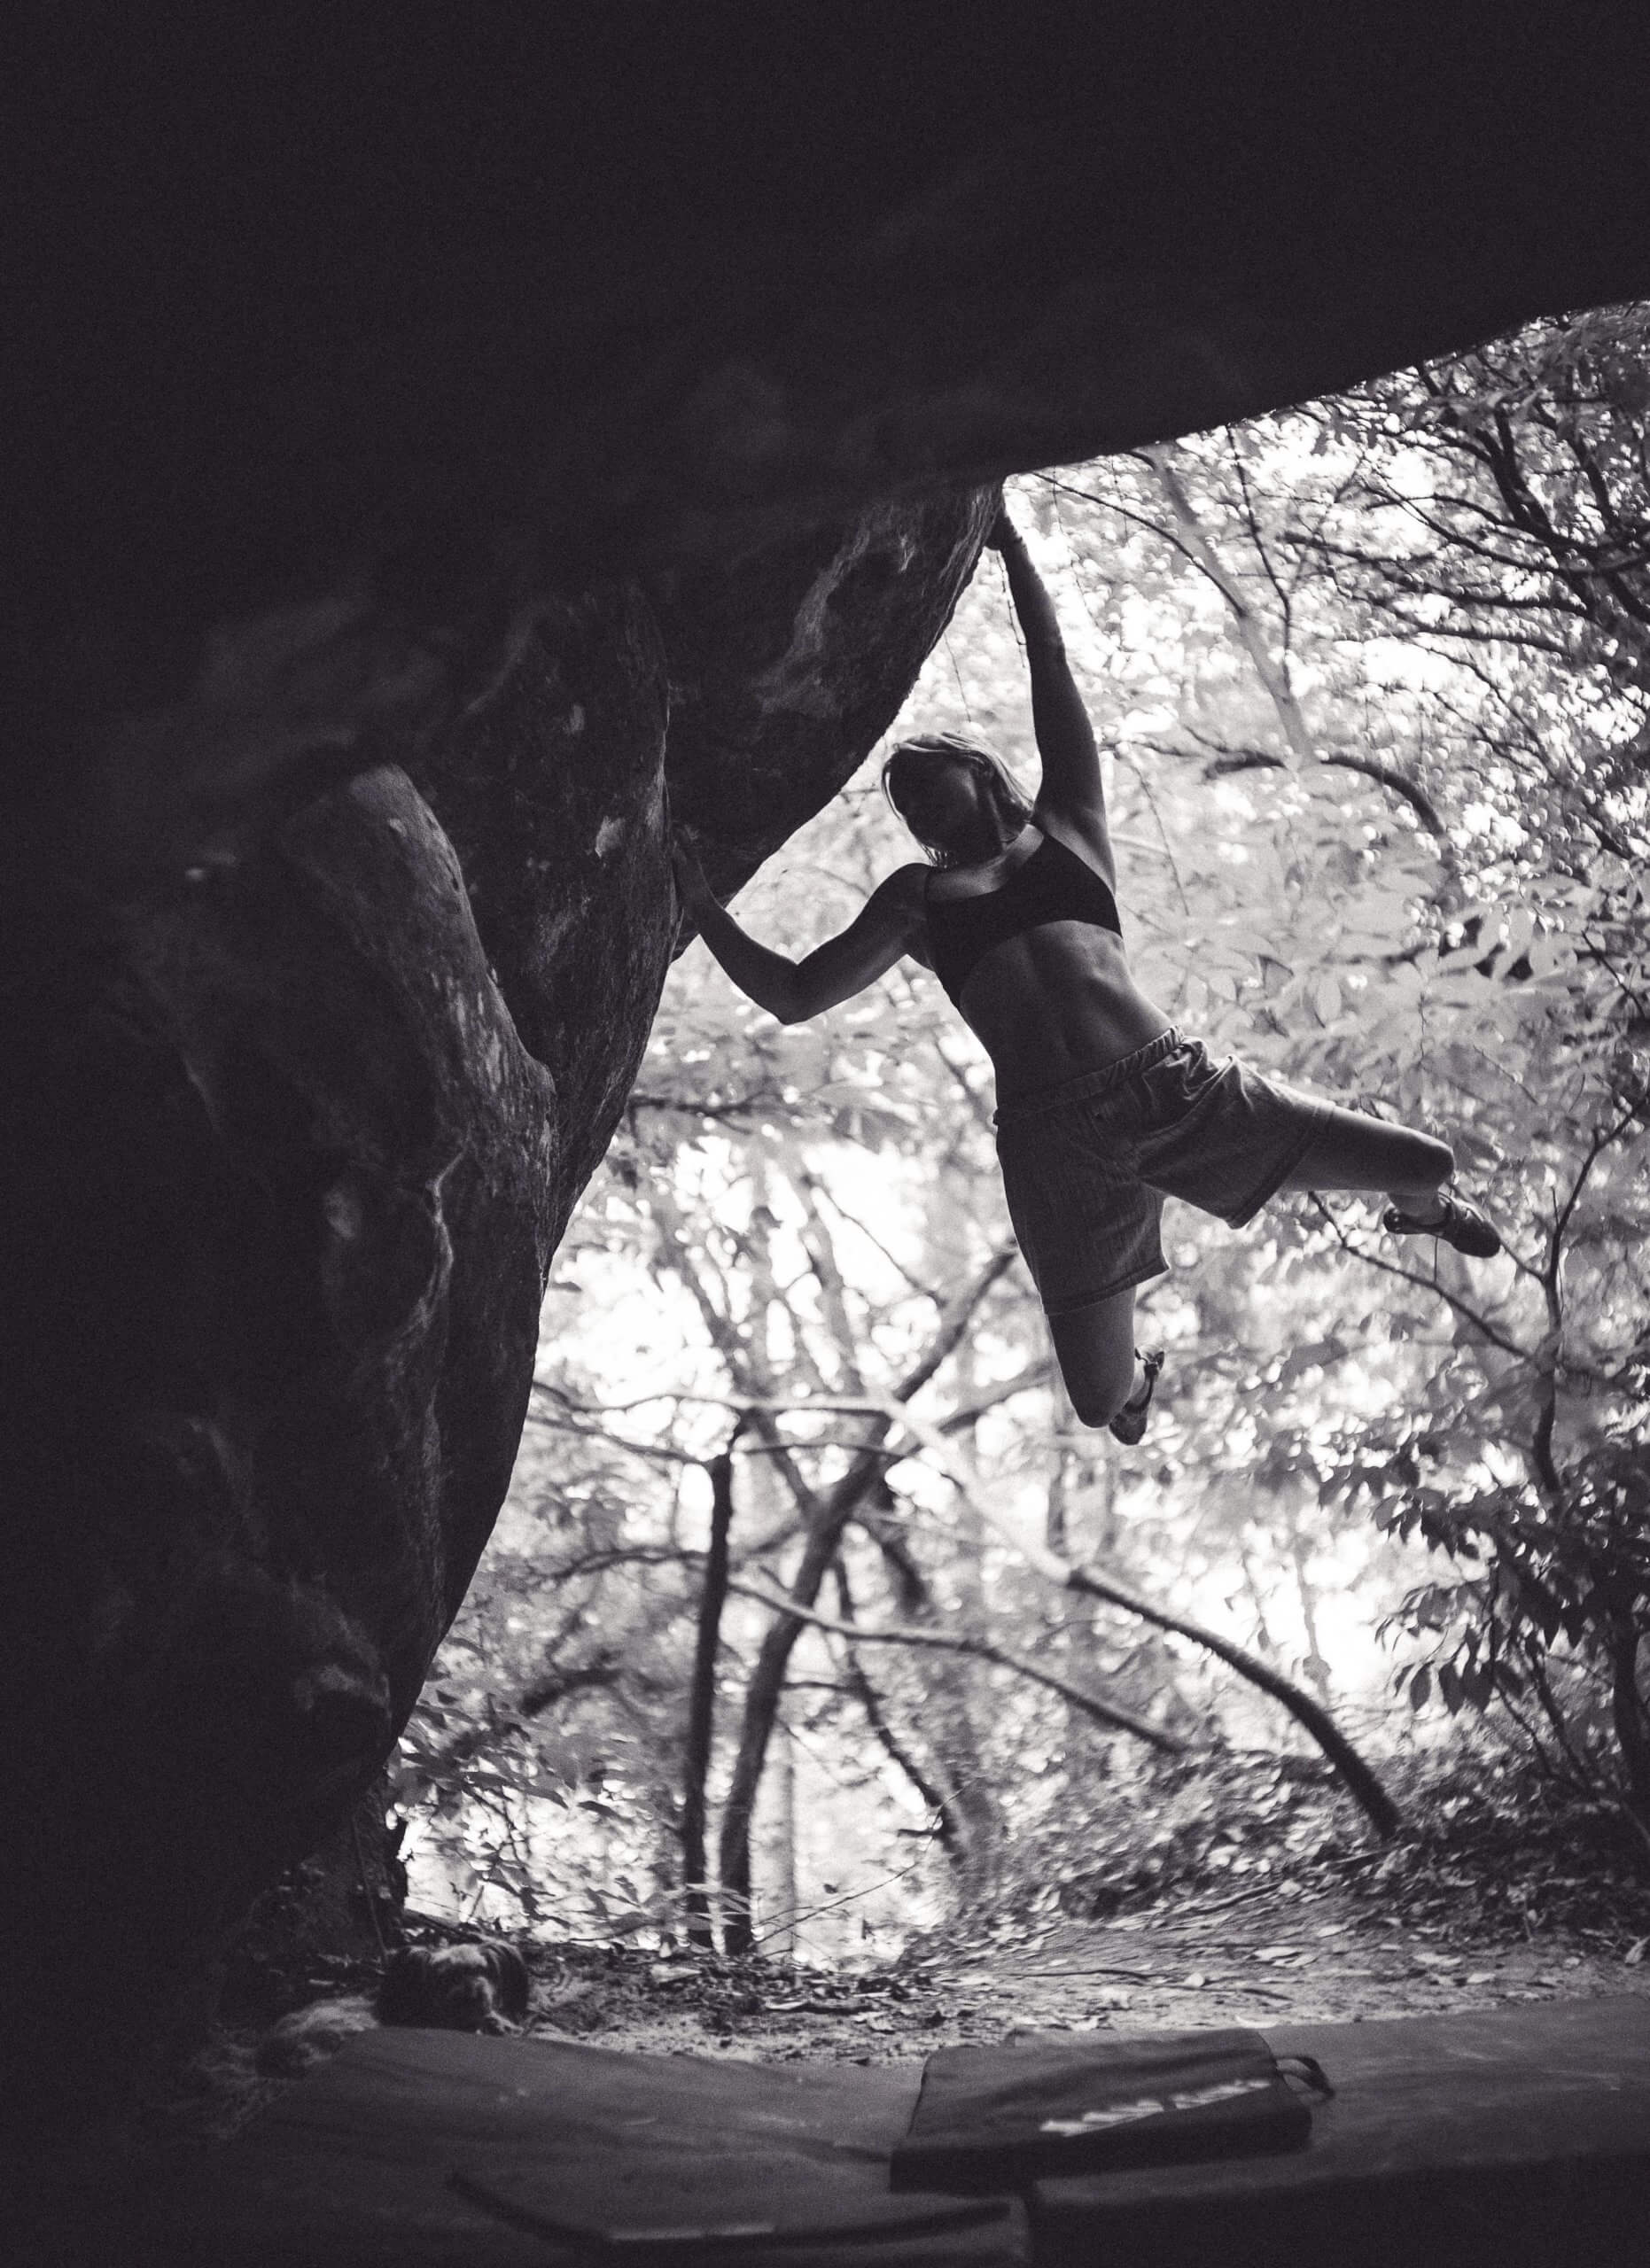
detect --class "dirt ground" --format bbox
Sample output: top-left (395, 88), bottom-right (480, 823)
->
top-left (147, 1857), bottom-right (1649, 2159)
top-left (521, 1876), bottom-right (1650, 2070)
top-left (20, 1867), bottom-right (1639, 2268)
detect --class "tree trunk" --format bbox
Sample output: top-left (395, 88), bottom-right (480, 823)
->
top-left (1608, 1609), bottom-right (1650, 1837)
top-left (717, 1259), bottom-right (1015, 1949)
top-left (1285, 1510), bottom-right (1335, 1704)
top-left (767, 1707), bottom-right (800, 1961)
top-left (717, 1522), bottom-right (837, 1954)
top-left (681, 1439), bottom-right (738, 1948)
top-left (935, 1355), bottom-right (1005, 1894)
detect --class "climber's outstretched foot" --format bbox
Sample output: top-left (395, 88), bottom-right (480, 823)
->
top-left (1381, 1188), bottom-right (1502, 1259)
top-left (1108, 1348), bottom-right (1164, 1445)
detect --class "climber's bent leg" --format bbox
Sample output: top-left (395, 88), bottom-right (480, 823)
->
top-left (1276, 1105), bottom-right (1502, 1256)
top-left (993, 1065), bottom-right (1171, 1381)
top-left (1276, 1105), bottom-right (1453, 1208)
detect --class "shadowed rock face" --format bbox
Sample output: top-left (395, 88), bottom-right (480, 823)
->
top-left (6, 8), bottom-right (1650, 2117)
top-left (3, 494), bottom-right (991, 2120)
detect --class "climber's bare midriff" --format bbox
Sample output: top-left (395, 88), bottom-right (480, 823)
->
top-left (954, 922), bottom-right (1173, 1103)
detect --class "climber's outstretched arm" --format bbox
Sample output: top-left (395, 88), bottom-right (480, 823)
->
top-left (989, 507), bottom-right (1115, 887)
top-left (673, 845), bottom-right (926, 1024)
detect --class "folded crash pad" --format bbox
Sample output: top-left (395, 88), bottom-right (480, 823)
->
top-left (1031, 1997), bottom-right (1650, 2268)
top-left (891, 2026), bottom-right (1327, 2191)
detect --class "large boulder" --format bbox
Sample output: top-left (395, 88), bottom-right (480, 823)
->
top-left (2, 494), bottom-right (990, 2121)
top-left (6, 7), bottom-right (1650, 2120)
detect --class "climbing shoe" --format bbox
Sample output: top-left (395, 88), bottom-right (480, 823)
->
top-left (1381, 1189), bottom-right (1502, 1259)
top-left (1108, 1348), bottom-right (1164, 1445)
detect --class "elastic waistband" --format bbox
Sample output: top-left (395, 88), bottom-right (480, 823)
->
top-left (994, 1027), bottom-right (1183, 1125)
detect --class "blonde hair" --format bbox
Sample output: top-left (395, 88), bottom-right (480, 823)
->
top-left (881, 733), bottom-right (1032, 867)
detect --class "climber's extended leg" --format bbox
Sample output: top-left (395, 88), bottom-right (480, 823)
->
top-left (1047, 1291), bottom-right (1159, 1434)
top-left (1276, 1105), bottom-right (1501, 1256)
top-left (995, 1070), bottom-right (1172, 1436)
top-left (1107, 1347), bottom-right (1164, 1446)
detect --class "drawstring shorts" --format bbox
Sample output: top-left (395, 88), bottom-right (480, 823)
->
top-left (993, 1028), bottom-right (1329, 1317)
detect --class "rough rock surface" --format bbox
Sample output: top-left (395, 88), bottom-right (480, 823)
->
top-left (7, 8), bottom-right (1650, 2122)
top-left (3, 495), bottom-right (989, 2122)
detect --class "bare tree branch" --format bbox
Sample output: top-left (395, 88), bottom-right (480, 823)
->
top-left (1055, 1553), bottom-right (1400, 1837)
top-left (727, 1583), bottom-right (1186, 1753)
top-left (1143, 447), bottom-right (1317, 771)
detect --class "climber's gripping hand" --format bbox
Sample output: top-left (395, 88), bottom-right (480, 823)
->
top-left (671, 838), bottom-right (717, 917)
top-left (983, 495), bottom-right (1021, 554)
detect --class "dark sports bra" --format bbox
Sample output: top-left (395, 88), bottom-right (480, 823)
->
top-left (924, 830), bottom-right (1122, 1006)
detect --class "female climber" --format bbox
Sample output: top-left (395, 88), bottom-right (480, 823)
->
top-left (671, 505), bottom-right (1500, 1446)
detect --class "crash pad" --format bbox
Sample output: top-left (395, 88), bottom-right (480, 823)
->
top-left (889, 2025), bottom-right (1324, 2191)
top-left (131, 2028), bottom-right (1028, 2265)
top-left (121, 1997), bottom-right (1650, 2265)
top-left (1031, 1997), bottom-right (1650, 2267)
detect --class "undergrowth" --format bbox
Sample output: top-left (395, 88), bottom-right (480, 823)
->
top-left (996, 1738), bottom-right (1650, 1943)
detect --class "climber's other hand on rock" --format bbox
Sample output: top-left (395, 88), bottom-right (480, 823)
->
top-left (672, 839), bottom-right (715, 913)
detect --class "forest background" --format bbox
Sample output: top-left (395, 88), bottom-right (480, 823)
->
top-left (390, 306), bottom-right (1650, 1970)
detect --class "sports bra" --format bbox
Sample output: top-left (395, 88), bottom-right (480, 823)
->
top-left (923, 830), bottom-right (1122, 1006)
